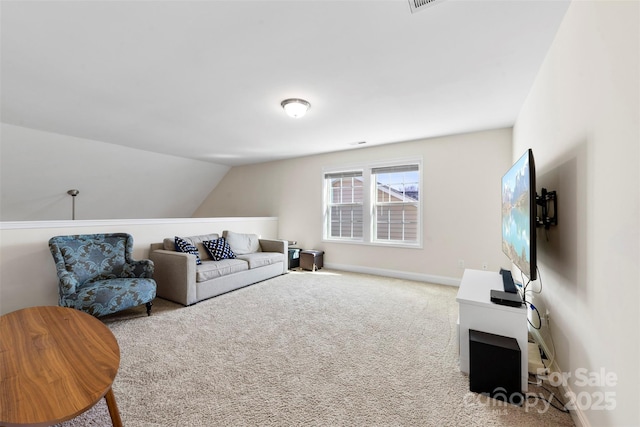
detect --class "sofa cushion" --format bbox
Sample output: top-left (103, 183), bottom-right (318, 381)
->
top-left (186, 233), bottom-right (220, 261)
top-left (174, 236), bottom-right (202, 265)
top-left (202, 238), bottom-right (236, 261)
top-left (236, 252), bottom-right (284, 269)
top-left (195, 259), bottom-right (248, 282)
top-left (224, 231), bottom-right (261, 255)
top-left (166, 233), bottom-right (219, 261)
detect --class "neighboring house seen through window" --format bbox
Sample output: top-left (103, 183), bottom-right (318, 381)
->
top-left (372, 164), bottom-right (420, 243)
top-left (323, 161), bottom-right (421, 246)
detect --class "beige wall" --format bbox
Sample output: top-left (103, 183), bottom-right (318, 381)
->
top-left (195, 128), bottom-right (513, 284)
top-left (514, 1), bottom-right (639, 425)
top-left (0, 217), bottom-right (278, 315)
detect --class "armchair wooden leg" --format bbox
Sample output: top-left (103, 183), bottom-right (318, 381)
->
top-left (146, 301), bottom-right (152, 316)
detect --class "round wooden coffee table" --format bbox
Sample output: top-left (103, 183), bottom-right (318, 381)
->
top-left (0, 306), bottom-right (123, 427)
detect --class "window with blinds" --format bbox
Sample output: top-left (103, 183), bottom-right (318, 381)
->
top-left (323, 161), bottom-right (421, 247)
top-left (372, 165), bottom-right (420, 243)
top-left (324, 171), bottom-right (364, 240)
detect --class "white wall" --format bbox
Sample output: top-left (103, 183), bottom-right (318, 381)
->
top-left (0, 123), bottom-right (230, 220)
top-left (0, 217), bottom-right (279, 315)
top-left (513, 1), bottom-right (639, 426)
top-left (194, 128), bottom-right (513, 283)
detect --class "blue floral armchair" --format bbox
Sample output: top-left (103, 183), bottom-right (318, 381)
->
top-left (49, 233), bottom-right (157, 317)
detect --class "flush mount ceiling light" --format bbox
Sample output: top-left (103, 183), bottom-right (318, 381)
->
top-left (281, 98), bottom-right (310, 118)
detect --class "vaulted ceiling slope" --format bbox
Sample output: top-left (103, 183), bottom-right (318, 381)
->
top-left (1, 0), bottom-right (570, 167)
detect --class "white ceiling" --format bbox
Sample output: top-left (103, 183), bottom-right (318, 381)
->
top-left (1, 0), bottom-right (570, 167)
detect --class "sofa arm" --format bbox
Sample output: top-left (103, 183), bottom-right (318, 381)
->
top-left (259, 238), bottom-right (287, 254)
top-left (149, 249), bottom-right (198, 306)
top-left (259, 239), bottom-right (288, 274)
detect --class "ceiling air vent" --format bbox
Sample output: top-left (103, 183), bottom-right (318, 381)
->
top-left (408, 0), bottom-right (446, 14)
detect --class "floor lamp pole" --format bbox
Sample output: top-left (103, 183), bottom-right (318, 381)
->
top-left (67, 189), bottom-right (79, 220)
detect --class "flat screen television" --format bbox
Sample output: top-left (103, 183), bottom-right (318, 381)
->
top-left (501, 149), bottom-right (537, 281)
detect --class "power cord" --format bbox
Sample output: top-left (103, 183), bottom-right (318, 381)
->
top-left (521, 267), bottom-right (542, 298)
top-left (527, 303), bottom-right (542, 329)
top-left (534, 266), bottom-right (543, 294)
top-left (543, 311), bottom-right (557, 369)
top-left (524, 267), bottom-right (564, 413)
top-left (530, 267), bottom-right (557, 368)
top-left (528, 376), bottom-right (542, 386)
top-left (526, 382), bottom-right (570, 413)
top-left (521, 266), bottom-right (545, 329)
top-left (526, 392), bottom-right (570, 413)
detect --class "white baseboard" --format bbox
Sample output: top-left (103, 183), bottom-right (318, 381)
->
top-left (324, 262), bottom-right (461, 287)
top-left (529, 327), bottom-right (590, 427)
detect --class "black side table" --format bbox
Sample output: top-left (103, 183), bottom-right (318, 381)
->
top-left (288, 248), bottom-right (301, 269)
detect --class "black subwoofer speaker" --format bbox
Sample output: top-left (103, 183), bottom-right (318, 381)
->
top-left (469, 329), bottom-right (523, 406)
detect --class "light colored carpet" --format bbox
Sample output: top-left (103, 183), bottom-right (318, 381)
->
top-left (57, 270), bottom-right (574, 426)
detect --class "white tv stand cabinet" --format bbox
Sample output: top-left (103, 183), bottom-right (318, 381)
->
top-left (456, 269), bottom-right (528, 391)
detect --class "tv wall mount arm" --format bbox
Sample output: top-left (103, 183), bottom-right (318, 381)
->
top-left (536, 188), bottom-right (557, 229)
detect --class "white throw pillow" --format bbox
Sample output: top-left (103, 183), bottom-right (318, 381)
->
top-left (224, 231), bottom-right (261, 254)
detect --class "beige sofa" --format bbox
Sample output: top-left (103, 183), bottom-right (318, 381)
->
top-left (149, 231), bottom-right (287, 306)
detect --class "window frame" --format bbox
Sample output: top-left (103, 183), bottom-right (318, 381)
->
top-left (371, 164), bottom-right (421, 245)
top-left (322, 158), bottom-right (422, 248)
top-left (323, 170), bottom-right (365, 242)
